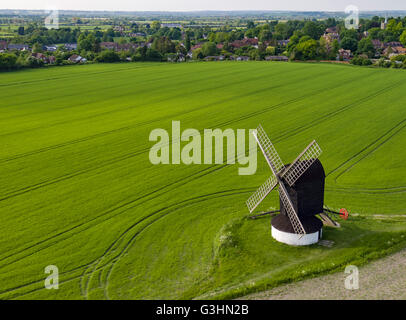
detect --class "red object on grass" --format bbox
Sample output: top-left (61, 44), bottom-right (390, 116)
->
top-left (340, 208), bottom-right (349, 220)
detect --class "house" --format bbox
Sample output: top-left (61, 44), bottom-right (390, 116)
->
top-left (31, 53), bottom-right (48, 63)
top-left (203, 55), bottom-right (225, 61)
top-left (0, 41), bottom-right (7, 51)
top-left (7, 44), bottom-right (30, 51)
top-left (113, 26), bottom-right (125, 32)
top-left (129, 32), bottom-right (146, 38)
top-left (118, 43), bottom-right (138, 51)
top-left (236, 56), bottom-right (250, 61)
top-left (277, 40), bottom-right (290, 47)
top-left (384, 41), bottom-right (403, 48)
top-left (384, 46), bottom-right (406, 57)
top-left (44, 45), bottom-right (58, 52)
top-left (177, 53), bottom-right (186, 62)
top-left (337, 49), bottom-right (352, 61)
top-left (31, 53), bottom-right (56, 64)
top-left (100, 42), bottom-right (118, 50)
top-left (372, 40), bottom-right (384, 50)
top-left (265, 56), bottom-right (288, 62)
top-left (64, 43), bottom-right (77, 51)
top-left (161, 23), bottom-right (182, 29)
top-left (68, 54), bottom-right (87, 63)
top-left (322, 32), bottom-right (340, 43)
top-left (231, 38), bottom-right (258, 49)
top-left (216, 44), bottom-right (224, 50)
top-left (191, 44), bottom-right (202, 51)
top-left (325, 26), bottom-right (339, 34)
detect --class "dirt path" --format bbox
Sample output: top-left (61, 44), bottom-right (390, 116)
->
top-left (242, 248), bottom-right (406, 300)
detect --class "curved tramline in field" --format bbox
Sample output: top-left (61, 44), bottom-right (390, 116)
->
top-left (0, 62), bottom-right (406, 300)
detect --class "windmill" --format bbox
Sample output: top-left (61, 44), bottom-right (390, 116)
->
top-left (246, 125), bottom-right (325, 246)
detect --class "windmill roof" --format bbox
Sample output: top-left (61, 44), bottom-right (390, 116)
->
top-left (285, 159), bottom-right (325, 185)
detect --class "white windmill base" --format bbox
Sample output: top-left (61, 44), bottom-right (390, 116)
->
top-left (272, 226), bottom-right (322, 246)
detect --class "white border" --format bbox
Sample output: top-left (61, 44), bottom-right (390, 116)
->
top-left (272, 226), bottom-right (322, 246)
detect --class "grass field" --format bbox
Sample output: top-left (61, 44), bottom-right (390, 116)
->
top-left (0, 61), bottom-right (406, 300)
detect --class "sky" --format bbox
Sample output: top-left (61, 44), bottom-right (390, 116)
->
top-left (1, 0), bottom-right (405, 12)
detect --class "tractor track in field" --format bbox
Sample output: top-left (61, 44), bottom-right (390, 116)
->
top-left (80, 189), bottom-right (253, 300)
top-left (0, 63), bottom-right (260, 124)
top-left (0, 64), bottom-right (165, 89)
top-left (0, 65), bottom-right (362, 190)
top-left (0, 61), bottom-right (259, 113)
top-left (0, 66), bottom-right (316, 164)
top-left (0, 62), bottom-right (309, 123)
top-left (211, 71), bottom-right (378, 129)
top-left (0, 189), bottom-right (252, 300)
top-left (328, 117), bottom-right (406, 183)
top-left (326, 185), bottom-right (406, 193)
top-left (273, 78), bottom-right (406, 144)
top-left (0, 69), bottom-right (401, 258)
top-left (0, 260), bottom-right (95, 299)
top-left (0, 164), bottom-right (229, 269)
top-left (0, 69), bottom-right (346, 200)
top-left (0, 69), bottom-right (386, 202)
top-left (1, 66), bottom-right (404, 299)
top-left (0, 64), bottom-right (316, 145)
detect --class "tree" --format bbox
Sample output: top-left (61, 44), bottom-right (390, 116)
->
top-left (294, 39), bottom-right (320, 60)
top-left (145, 48), bottom-right (162, 61)
top-left (185, 32), bottom-right (191, 52)
top-left (32, 42), bottom-right (43, 53)
top-left (266, 46), bottom-right (276, 55)
top-left (78, 33), bottom-right (96, 52)
top-left (151, 21), bottom-right (161, 32)
top-left (357, 38), bottom-right (375, 57)
top-left (152, 36), bottom-right (175, 54)
top-left (201, 42), bottom-right (218, 57)
top-left (95, 50), bottom-right (120, 63)
top-left (259, 29), bottom-right (272, 42)
top-left (400, 30), bottom-right (406, 46)
top-left (0, 53), bottom-right (17, 70)
top-left (17, 26), bottom-right (24, 35)
top-left (340, 29), bottom-right (358, 40)
top-left (192, 48), bottom-right (204, 60)
top-left (274, 23), bottom-right (292, 39)
top-left (341, 37), bottom-right (358, 52)
top-left (246, 21), bottom-right (255, 29)
top-left (302, 21), bottom-right (324, 40)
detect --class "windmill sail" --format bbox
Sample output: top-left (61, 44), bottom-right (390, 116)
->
top-left (282, 140), bottom-right (322, 187)
top-left (253, 125), bottom-right (285, 176)
top-left (278, 183), bottom-right (306, 235)
top-left (246, 175), bottom-right (278, 213)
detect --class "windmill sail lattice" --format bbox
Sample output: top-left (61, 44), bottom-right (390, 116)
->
top-left (246, 125), bottom-right (323, 236)
top-left (278, 183), bottom-right (306, 234)
top-left (282, 141), bottom-right (322, 187)
top-left (254, 125), bottom-right (285, 175)
top-left (246, 175), bottom-right (278, 213)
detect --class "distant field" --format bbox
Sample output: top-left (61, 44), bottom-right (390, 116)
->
top-left (0, 62), bottom-right (406, 300)
top-left (0, 24), bottom-right (16, 37)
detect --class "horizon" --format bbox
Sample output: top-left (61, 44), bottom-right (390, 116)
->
top-left (0, 0), bottom-right (405, 13)
top-left (1, 8), bottom-right (406, 13)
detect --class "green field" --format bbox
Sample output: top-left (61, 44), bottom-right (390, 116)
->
top-left (0, 62), bottom-right (406, 300)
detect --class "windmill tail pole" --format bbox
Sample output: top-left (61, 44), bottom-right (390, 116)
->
top-left (323, 207), bottom-right (349, 220)
top-left (323, 208), bottom-right (341, 215)
top-left (250, 210), bottom-right (280, 219)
